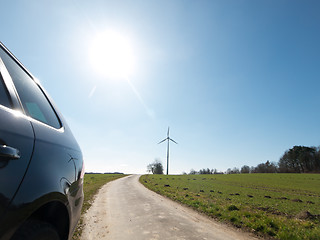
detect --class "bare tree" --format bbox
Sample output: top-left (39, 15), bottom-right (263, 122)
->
top-left (147, 159), bottom-right (164, 174)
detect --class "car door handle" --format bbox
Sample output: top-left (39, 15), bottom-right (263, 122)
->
top-left (0, 144), bottom-right (21, 160)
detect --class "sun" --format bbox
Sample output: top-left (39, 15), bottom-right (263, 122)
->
top-left (89, 30), bottom-right (135, 78)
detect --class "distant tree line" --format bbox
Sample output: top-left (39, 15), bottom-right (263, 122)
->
top-left (240, 160), bottom-right (278, 174)
top-left (187, 145), bottom-right (320, 174)
top-left (186, 168), bottom-right (224, 175)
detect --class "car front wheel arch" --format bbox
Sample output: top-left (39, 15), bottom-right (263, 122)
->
top-left (11, 220), bottom-right (60, 240)
top-left (25, 201), bottom-right (70, 240)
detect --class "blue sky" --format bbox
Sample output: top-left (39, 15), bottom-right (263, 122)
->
top-left (1, 0), bottom-right (320, 174)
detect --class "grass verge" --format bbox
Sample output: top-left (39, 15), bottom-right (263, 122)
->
top-left (72, 173), bottom-right (127, 240)
top-left (140, 174), bottom-right (320, 240)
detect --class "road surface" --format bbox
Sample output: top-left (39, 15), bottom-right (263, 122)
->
top-left (81, 175), bottom-right (258, 240)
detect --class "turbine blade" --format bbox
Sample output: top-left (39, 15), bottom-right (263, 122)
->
top-left (169, 138), bottom-right (178, 144)
top-left (167, 127), bottom-right (170, 137)
top-left (158, 138), bottom-right (167, 144)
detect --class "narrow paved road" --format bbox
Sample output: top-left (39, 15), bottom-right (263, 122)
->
top-left (81, 175), bottom-right (258, 240)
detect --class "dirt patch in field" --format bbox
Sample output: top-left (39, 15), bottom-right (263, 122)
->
top-left (256, 207), bottom-right (285, 217)
top-left (296, 211), bottom-right (315, 220)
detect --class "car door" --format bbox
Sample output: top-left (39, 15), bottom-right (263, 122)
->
top-left (0, 42), bottom-right (83, 240)
top-left (0, 50), bottom-right (34, 220)
top-left (0, 42), bottom-right (82, 204)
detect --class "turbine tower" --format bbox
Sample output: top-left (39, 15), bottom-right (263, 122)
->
top-left (158, 127), bottom-right (178, 175)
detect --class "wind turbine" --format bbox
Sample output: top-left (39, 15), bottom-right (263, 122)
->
top-left (158, 127), bottom-right (178, 175)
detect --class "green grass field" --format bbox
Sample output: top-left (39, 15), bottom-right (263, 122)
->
top-left (72, 173), bottom-right (127, 240)
top-left (140, 174), bottom-right (320, 240)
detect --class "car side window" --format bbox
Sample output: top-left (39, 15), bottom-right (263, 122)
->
top-left (0, 73), bottom-right (11, 108)
top-left (0, 47), bottom-right (61, 129)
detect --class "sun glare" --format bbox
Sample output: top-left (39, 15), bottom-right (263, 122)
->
top-left (89, 30), bottom-right (135, 78)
